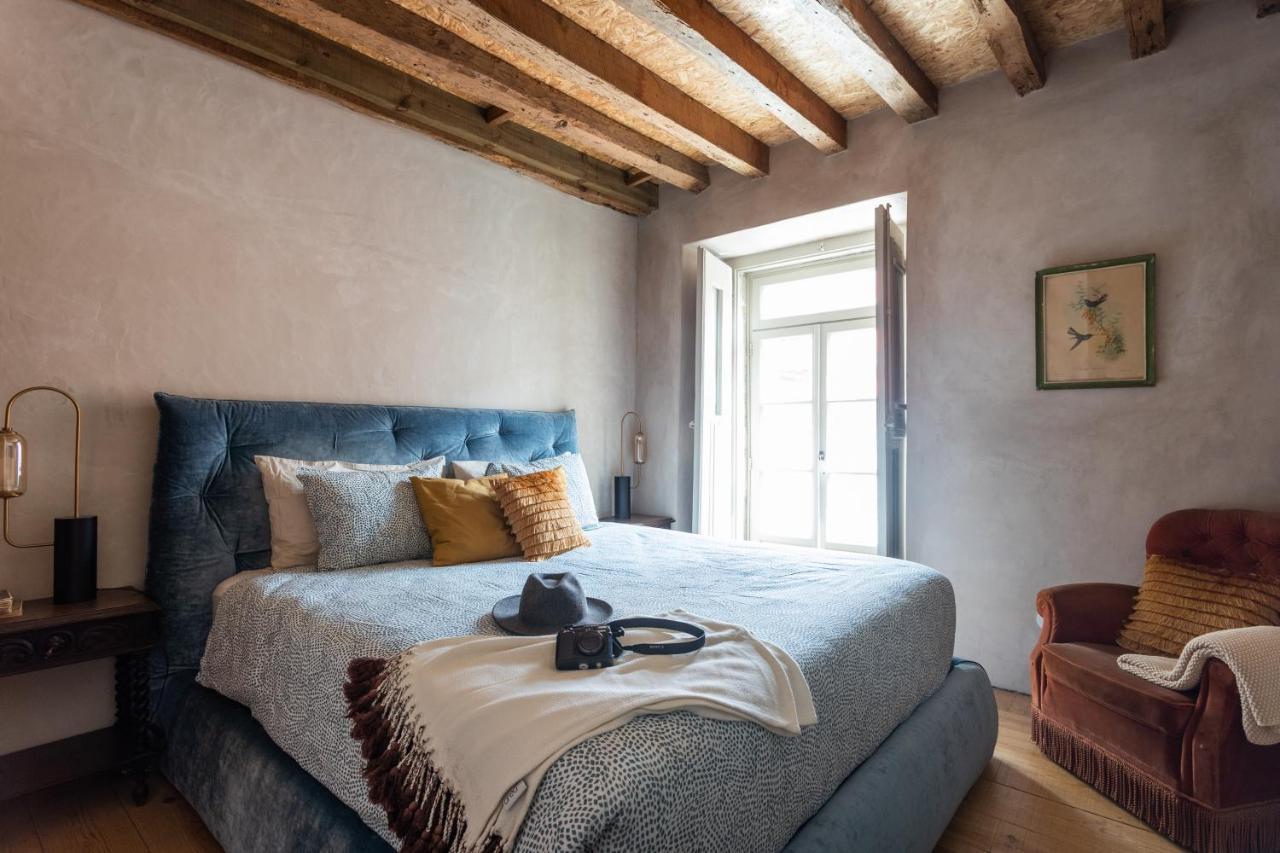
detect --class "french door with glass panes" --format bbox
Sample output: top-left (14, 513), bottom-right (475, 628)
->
top-left (696, 205), bottom-right (904, 554)
top-left (750, 319), bottom-right (879, 551)
top-left (744, 240), bottom-right (888, 552)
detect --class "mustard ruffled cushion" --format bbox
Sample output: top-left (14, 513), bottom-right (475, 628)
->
top-left (1117, 555), bottom-right (1280, 656)
top-left (492, 467), bottom-right (591, 562)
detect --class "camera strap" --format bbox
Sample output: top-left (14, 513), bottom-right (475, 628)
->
top-left (609, 617), bottom-right (706, 656)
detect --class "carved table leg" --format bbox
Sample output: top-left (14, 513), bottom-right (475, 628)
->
top-left (115, 651), bottom-right (154, 805)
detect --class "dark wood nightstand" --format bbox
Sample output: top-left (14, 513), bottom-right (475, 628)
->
top-left (600, 513), bottom-right (675, 529)
top-left (0, 587), bottom-right (162, 804)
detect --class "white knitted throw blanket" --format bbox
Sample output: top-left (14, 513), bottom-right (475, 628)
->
top-left (345, 611), bottom-right (816, 853)
top-left (1117, 625), bottom-right (1280, 746)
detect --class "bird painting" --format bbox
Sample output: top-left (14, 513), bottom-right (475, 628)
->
top-left (1040, 259), bottom-right (1150, 387)
top-left (1067, 327), bottom-right (1094, 350)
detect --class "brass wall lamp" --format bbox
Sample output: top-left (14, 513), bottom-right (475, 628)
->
top-left (0, 386), bottom-right (98, 603)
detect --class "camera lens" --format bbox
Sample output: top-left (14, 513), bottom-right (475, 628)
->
top-left (575, 629), bottom-right (605, 656)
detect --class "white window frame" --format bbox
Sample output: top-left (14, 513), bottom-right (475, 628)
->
top-left (738, 234), bottom-right (879, 552)
top-left (749, 253), bottom-right (877, 331)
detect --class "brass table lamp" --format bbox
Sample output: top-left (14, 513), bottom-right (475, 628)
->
top-left (0, 386), bottom-right (98, 603)
top-left (614, 411), bottom-right (646, 520)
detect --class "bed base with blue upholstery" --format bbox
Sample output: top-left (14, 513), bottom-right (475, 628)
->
top-left (159, 661), bottom-right (994, 853)
top-left (145, 393), bottom-right (996, 853)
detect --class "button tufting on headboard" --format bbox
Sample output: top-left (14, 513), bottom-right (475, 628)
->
top-left (145, 393), bottom-right (579, 671)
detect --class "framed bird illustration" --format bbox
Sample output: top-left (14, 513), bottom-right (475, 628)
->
top-left (1035, 254), bottom-right (1155, 389)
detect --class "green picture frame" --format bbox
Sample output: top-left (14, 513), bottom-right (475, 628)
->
top-left (1035, 254), bottom-right (1155, 390)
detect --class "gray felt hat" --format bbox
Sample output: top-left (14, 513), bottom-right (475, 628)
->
top-left (492, 572), bottom-right (612, 635)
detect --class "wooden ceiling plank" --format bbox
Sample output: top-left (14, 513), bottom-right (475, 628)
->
top-left (73, 0), bottom-right (656, 215)
top-left (401, 0), bottom-right (769, 176)
top-left (790, 0), bottom-right (938, 123)
top-left (966, 0), bottom-right (1045, 96)
top-left (247, 0), bottom-right (709, 191)
top-left (1121, 0), bottom-right (1167, 58)
top-left (608, 0), bottom-right (846, 153)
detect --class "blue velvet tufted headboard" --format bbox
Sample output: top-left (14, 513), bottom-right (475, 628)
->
top-left (145, 392), bottom-right (579, 669)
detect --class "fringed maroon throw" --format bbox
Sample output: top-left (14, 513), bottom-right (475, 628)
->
top-left (345, 656), bottom-right (505, 853)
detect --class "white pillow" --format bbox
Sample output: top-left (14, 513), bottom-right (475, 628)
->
top-left (450, 460), bottom-right (498, 480)
top-left (254, 454), bottom-right (445, 568)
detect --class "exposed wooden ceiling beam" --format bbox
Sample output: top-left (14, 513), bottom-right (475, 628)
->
top-left (399, 0), bottom-right (769, 176)
top-left (1121, 0), bottom-right (1167, 58)
top-left (73, 0), bottom-right (657, 215)
top-left (790, 0), bottom-right (937, 123)
top-left (607, 0), bottom-right (846, 153)
top-left (247, 0), bottom-right (710, 191)
top-left (965, 0), bottom-right (1044, 96)
top-left (483, 106), bottom-right (512, 125)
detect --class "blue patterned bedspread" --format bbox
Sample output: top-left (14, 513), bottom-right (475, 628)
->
top-left (198, 525), bottom-right (954, 852)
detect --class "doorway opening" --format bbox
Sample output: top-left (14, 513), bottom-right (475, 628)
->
top-left (693, 201), bottom-right (906, 557)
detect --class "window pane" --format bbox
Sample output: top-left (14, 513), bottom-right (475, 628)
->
top-left (757, 403), bottom-right (813, 469)
top-left (825, 473), bottom-right (878, 548)
top-left (826, 326), bottom-right (877, 401)
top-left (825, 400), bottom-right (877, 473)
top-left (757, 334), bottom-right (811, 403)
top-left (756, 469), bottom-right (814, 540)
top-left (759, 266), bottom-right (875, 321)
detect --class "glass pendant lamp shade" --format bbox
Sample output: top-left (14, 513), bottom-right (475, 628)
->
top-left (0, 428), bottom-right (25, 498)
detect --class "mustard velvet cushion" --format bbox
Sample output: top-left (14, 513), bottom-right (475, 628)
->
top-left (492, 467), bottom-right (591, 562)
top-left (1117, 555), bottom-right (1280, 656)
top-left (411, 475), bottom-right (521, 567)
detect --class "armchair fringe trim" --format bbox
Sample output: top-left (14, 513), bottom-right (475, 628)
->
top-left (1031, 708), bottom-right (1280, 853)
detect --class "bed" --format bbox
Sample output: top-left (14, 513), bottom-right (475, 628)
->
top-left (145, 392), bottom-right (996, 853)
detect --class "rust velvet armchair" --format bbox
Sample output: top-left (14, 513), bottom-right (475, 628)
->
top-left (1030, 509), bottom-right (1280, 853)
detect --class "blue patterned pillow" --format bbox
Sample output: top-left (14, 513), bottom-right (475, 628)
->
top-left (298, 462), bottom-right (444, 570)
top-left (501, 452), bottom-right (600, 530)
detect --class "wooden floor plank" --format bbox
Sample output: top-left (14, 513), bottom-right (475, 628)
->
top-left (83, 780), bottom-right (151, 853)
top-left (957, 778), bottom-right (1180, 852)
top-left (24, 776), bottom-right (146, 853)
top-left (113, 775), bottom-right (221, 853)
top-left (0, 794), bottom-right (41, 853)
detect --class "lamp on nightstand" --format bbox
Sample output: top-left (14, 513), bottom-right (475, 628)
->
top-left (614, 411), bottom-right (646, 520)
top-left (0, 386), bottom-right (98, 604)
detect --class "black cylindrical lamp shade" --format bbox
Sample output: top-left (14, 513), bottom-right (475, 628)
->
top-left (613, 476), bottom-right (631, 520)
top-left (54, 516), bottom-right (98, 604)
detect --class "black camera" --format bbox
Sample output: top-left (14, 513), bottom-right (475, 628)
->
top-left (555, 623), bottom-right (622, 671)
top-left (554, 618), bottom-right (707, 671)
